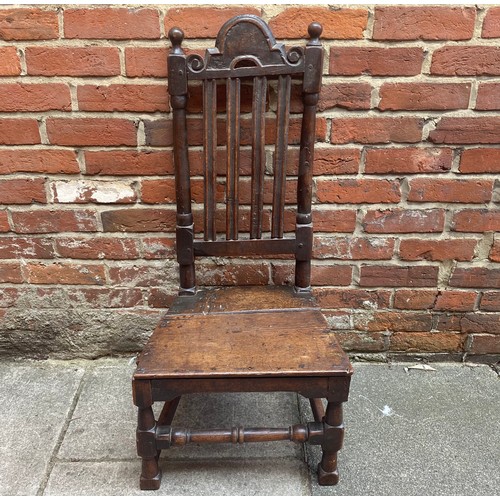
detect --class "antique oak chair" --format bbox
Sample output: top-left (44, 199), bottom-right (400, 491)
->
top-left (132, 15), bottom-right (352, 490)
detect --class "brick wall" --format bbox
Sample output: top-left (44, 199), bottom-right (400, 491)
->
top-left (0, 5), bottom-right (499, 361)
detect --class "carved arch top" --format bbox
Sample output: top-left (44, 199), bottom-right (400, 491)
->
top-left (185, 15), bottom-right (305, 79)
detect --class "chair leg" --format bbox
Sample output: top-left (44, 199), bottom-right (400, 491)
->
top-left (317, 401), bottom-right (344, 486)
top-left (309, 398), bottom-right (325, 422)
top-left (137, 405), bottom-right (161, 490)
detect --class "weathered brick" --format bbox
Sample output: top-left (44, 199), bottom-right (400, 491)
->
top-left (10, 209), bottom-right (98, 234)
top-left (0, 178), bottom-right (46, 204)
top-left (452, 209), bottom-right (500, 232)
top-left (147, 288), bottom-right (176, 308)
top-left (330, 47), bottom-right (423, 76)
top-left (26, 262), bottom-right (106, 285)
top-left (0, 149), bottom-right (79, 174)
top-left (313, 236), bottom-right (394, 260)
top-left (77, 85), bottom-right (168, 112)
top-left (101, 208), bottom-right (176, 233)
top-left (315, 288), bottom-right (391, 309)
top-left (482, 7), bottom-right (500, 38)
top-left (108, 263), bottom-right (176, 287)
top-left (125, 47), bottom-right (168, 78)
top-left (390, 332), bottom-right (465, 352)
top-left (449, 267), bottom-right (500, 288)
top-left (399, 238), bottom-right (477, 261)
top-left (0, 263), bottom-right (23, 284)
top-left (379, 83), bottom-right (470, 111)
top-left (197, 261), bottom-right (269, 287)
top-left (336, 331), bottom-right (387, 352)
top-left (25, 47), bottom-right (121, 76)
top-left (0, 83), bottom-right (71, 112)
top-left (331, 117), bottom-right (423, 144)
top-left (64, 8), bottom-right (160, 39)
top-left (430, 117), bottom-right (500, 144)
top-left (431, 46), bottom-right (500, 76)
top-left (55, 237), bottom-right (139, 260)
top-left (490, 237), bottom-right (500, 263)
top-left (459, 148), bottom-right (500, 173)
top-left (287, 147), bottom-right (360, 175)
top-left (141, 237), bottom-right (176, 260)
top-left (359, 265), bottom-right (439, 287)
top-left (0, 8), bottom-right (58, 40)
top-left (0, 47), bottom-right (21, 75)
top-left (408, 178), bottom-right (493, 203)
top-left (316, 179), bottom-right (401, 204)
top-left (373, 7), bottom-right (475, 40)
top-left (362, 209), bottom-right (445, 234)
top-left (51, 180), bottom-right (136, 204)
top-left (46, 118), bottom-right (137, 147)
top-left (435, 291), bottom-right (477, 312)
top-left (318, 83), bottom-right (372, 111)
top-left (461, 313), bottom-right (500, 334)
top-left (85, 150), bottom-right (172, 176)
top-left (269, 7), bottom-right (367, 39)
top-left (354, 311), bottom-right (433, 332)
top-left (0, 119), bottom-right (40, 145)
top-left (468, 334), bottom-right (500, 355)
top-left (475, 83), bottom-right (500, 110)
top-left (0, 237), bottom-right (54, 259)
top-left (365, 147), bottom-right (452, 174)
top-left (0, 211), bottom-right (10, 232)
top-left (394, 289), bottom-right (437, 310)
top-left (272, 263), bottom-right (353, 287)
top-left (165, 7), bottom-right (260, 38)
top-left (480, 291), bottom-right (500, 311)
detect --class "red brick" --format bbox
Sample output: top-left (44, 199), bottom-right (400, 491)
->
top-left (482, 7), bottom-right (500, 38)
top-left (0, 179), bottom-right (46, 204)
top-left (0, 83), bottom-right (70, 112)
top-left (51, 180), bottom-right (136, 204)
top-left (365, 147), bottom-right (452, 174)
top-left (475, 83), bottom-right (500, 110)
top-left (330, 47), bottom-right (423, 76)
top-left (431, 46), bottom-right (500, 76)
top-left (46, 118), bottom-right (137, 147)
top-left (0, 211), bottom-right (10, 232)
top-left (197, 261), bottom-right (269, 287)
top-left (373, 7), bottom-right (475, 40)
top-left (408, 178), bottom-right (493, 203)
top-left (461, 313), bottom-right (500, 334)
top-left (394, 290), bottom-right (437, 310)
top-left (430, 117), bottom-right (500, 144)
top-left (313, 209), bottom-right (357, 233)
top-left (468, 334), bottom-right (500, 355)
top-left (314, 236), bottom-right (394, 260)
top-left (354, 311), bottom-right (433, 332)
top-left (490, 237), bottom-right (500, 263)
top-left (140, 179), bottom-right (176, 204)
top-left (459, 148), bottom-right (500, 173)
top-left (286, 147), bottom-right (360, 175)
top-left (0, 149), bottom-right (79, 174)
top-left (55, 237), bottom-right (139, 260)
top-left (85, 150), bottom-right (172, 176)
top-left (147, 288), bottom-right (176, 308)
top-left (315, 288), bottom-right (391, 309)
top-left (336, 332), bottom-right (387, 352)
top-left (101, 208), bottom-right (176, 233)
top-left (141, 237), bottom-right (176, 259)
top-left (449, 267), bottom-right (500, 288)
top-left (0, 263), bottom-right (22, 283)
top-left (0, 8), bottom-right (58, 40)
top-left (399, 239), bottom-right (477, 262)
top-left (435, 291), bottom-right (477, 312)
top-left (77, 85), bottom-right (168, 112)
top-left (316, 179), bottom-right (400, 204)
top-left (272, 263), bottom-right (353, 287)
top-left (64, 8), bottom-right (160, 39)
top-left (362, 209), bottom-right (445, 234)
top-left (108, 263), bottom-right (176, 287)
top-left (0, 119), bottom-right (40, 145)
top-left (379, 83), bottom-right (470, 111)
top-left (452, 209), bottom-right (500, 232)
top-left (480, 291), bottom-right (500, 311)
top-left (165, 7), bottom-right (260, 38)
top-left (318, 83), bottom-right (372, 111)
top-left (25, 47), bottom-right (120, 76)
top-left (269, 7), bottom-right (367, 39)
top-left (394, 289), bottom-right (476, 312)
top-left (359, 265), bottom-right (439, 287)
top-left (0, 47), bottom-right (21, 75)
top-left (390, 332), bottom-right (465, 352)
top-left (125, 47), bottom-right (168, 77)
top-left (26, 263), bottom-right (106, 285)
top-left (331, 117), bottom-right (423, 144)
top-left (10, 209), bottom-right (98, 234)
top-left (0, 237), bottom-right (54, 259)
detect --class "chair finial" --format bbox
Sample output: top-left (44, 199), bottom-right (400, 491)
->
top-left (307, 22), bottom-right (322, 45)
top-left (169, 27), bottom-right (184, 53)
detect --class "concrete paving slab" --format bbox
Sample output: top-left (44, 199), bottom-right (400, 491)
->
top-left (44, 458), bottom-right (310, 495)
top-left (0, 361), bottom-right (84, 495)
top-left (302, 363), bottom-right (500, 496)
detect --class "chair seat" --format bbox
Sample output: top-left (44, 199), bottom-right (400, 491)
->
top-left (134, 286), bottom-right (351, 380)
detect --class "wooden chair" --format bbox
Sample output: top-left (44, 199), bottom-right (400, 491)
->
top-left (132, 14), bottom-right (353, 490)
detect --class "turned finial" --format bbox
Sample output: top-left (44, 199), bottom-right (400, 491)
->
top-left (307, 22), bottom-right (322, 45)
top-left (168, 27), bottom-right (184, 53)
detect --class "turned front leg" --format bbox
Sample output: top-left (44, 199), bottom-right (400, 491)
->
top-left (318, 401), bottom-right (344, 486)
top-left (136, 404), bottom-right (161, 490)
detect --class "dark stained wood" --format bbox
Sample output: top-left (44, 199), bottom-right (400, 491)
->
top-left (133, 16), bottom-right (352, 491)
